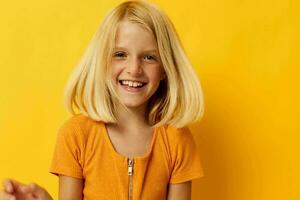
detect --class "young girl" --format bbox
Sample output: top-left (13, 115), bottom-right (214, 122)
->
top-left (0, 1), bottom-right (204, 199)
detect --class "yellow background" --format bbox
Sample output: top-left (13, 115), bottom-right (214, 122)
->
top-left (0, 0), bottom-right (299, 199)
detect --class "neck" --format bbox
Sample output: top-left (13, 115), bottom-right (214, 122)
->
top-left (110, 103), bottom-right (150, 132)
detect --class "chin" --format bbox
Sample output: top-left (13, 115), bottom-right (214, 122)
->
top-left (121, 101), bottom-right (147, 109)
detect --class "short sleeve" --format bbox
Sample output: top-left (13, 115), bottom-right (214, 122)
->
top-left (49, 117), bottom-right (85, 179)
top-left (169, 127), bottom-right (204, 184)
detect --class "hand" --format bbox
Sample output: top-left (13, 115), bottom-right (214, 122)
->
top-left (0, 179), bottom-right (53, 200)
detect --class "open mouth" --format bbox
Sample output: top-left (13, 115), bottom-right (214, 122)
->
top-left (119, 80), bottom-right (147, 88)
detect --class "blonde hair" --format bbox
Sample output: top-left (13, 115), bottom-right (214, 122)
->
top-left (64, 0), bottom-right (205, 128)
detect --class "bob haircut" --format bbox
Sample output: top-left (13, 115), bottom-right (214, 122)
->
top-left (64, 0), bottom-right (205, 128)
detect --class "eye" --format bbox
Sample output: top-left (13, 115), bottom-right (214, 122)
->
top-left (113, 51), bottom-right (127, 58)
top-left (144, 55), bottom-right (157, 61)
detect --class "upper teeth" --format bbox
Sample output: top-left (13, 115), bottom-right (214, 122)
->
top-left (121, 80), bottom-right (144, 87)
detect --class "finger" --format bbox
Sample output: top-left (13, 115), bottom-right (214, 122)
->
top-left (9, 179), bottom-right (25, 189)
top-left (21, 183), bottom-right (52, 199)
top-left (20, 183), bottom-right (40, 194)
top-left (2, 179), bottom-right (13, 193)
top-left (0, 191), bottom-right (16, 200)
top-left (3, 179), bottom-right (25, 194)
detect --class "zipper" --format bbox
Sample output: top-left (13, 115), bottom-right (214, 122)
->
top-left (128, 158), bottom-right (134, 200)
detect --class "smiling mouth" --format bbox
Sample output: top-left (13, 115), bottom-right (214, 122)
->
top-left (119, 80), bottom-right (147, 88)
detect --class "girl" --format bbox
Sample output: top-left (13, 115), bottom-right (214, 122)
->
top-left (0, 0), bottom-right (205, 199)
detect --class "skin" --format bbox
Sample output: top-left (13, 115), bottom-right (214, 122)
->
top-left (109, 19), bottom-right (166, 133)
top-left (167, 181), bottom-right (192, 200)
top-left (111, 19), bottom-right (164, 111)
top-left (107, 19), bottom-right (192, 200)
top-left (0, 19), bottom-right (192, 200)
top-left (0, 179), bottom-right (52, 200)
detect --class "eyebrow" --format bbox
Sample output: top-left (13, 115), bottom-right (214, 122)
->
top-left (114, 47), bottom-right (159, 54)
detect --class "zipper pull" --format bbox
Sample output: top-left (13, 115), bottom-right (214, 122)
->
top-left (128, 158), bottom-right (134, 176)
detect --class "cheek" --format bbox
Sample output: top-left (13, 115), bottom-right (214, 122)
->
top-left (149, 67), bottom-right (164, 82)
top-left (110, 64), bottom-right (122, 81)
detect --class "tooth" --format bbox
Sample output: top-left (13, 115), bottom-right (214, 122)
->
top-left (133, 82), bottom-right (138, 87)
top-left (129, 82), bottom-right (133, 87)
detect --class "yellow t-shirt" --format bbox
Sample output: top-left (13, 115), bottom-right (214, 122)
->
top-left (50, 114), bottom-right (204, 200)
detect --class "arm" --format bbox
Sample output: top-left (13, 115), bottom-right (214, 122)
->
top-left (59, 176), bottom-right (83, 200)
top-left (167, 181), bottom-right (191, 200)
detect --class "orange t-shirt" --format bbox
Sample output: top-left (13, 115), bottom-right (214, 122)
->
top-left (50, 114), bottom-right (204, 200)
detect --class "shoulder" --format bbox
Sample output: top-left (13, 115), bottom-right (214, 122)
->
top-left (57, 114), bottom-right (105, 141)
top-left (162, 125), bottom-right (200, 160)
top-left (61, 114), bottom-right (95, 127)
top-left (164, 125), bottom-right (195, 145)
top-left (60, 113), bottom-right (104, 130)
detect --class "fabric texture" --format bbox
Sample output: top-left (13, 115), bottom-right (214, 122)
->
top-left (50, 114), bottom-right (204, 200)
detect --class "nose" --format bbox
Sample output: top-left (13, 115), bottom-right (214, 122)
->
top-left (126, 56), bottom-right (142, 75)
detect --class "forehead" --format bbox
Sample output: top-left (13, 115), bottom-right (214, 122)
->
top-left (114, 20), bottom-right (158, 51)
